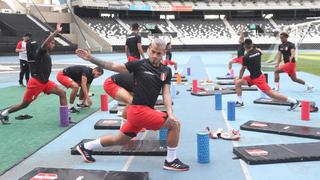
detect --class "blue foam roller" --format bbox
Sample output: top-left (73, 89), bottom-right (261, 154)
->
top-left (159, 128), bottom-right (168, 141)
top-left (171, 84), bottom-right (176, 99)
top-left (227, 101), bottom-right (236, 121)
top-left (215, 92), bottom-right (222, 110)
top-left (197, 131), bottom-right (210, 163)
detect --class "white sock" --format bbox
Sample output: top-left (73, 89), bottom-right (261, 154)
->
top-left (78, 100), bottom-right (83, 104)
top-left (305, 82), bottom-right (312, 87)
top-left (68, 103), bottom-right (74, 109)
top-left (275, 82), bottom-right (280, 89)
top-left (287, 97), bottom-right (297, 104)
top-left (1, 109), bottom-right (9, 116)
top-left (166, 146), bottom-right (177, 162)
top-left (84, 138), bottom-right (103, 150)
top-left (237, 96), bottom-right (243, 103)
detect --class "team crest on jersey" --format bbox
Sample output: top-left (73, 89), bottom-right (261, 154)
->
top-left (160, 73), bottom-right (167, 81)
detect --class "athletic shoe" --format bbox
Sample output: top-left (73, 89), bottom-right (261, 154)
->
top-left (288, 100), bottom-right (301, 111)
top-left (15, 114), bottom-right (33, 120)
top-left (69, 107), bottom-right (80, 113)
top-left (206, 127), bottom-right (222, 139)
top-left (235, 101), bottom-right (244, 107)
top-left (0, 112), bottom-right (10, 125)
top-left (77, 104), bottom-right (89, 108)
top-left (69, 117), bottom-right (76, 124)
top-left (163, 158), bottom-right (190, 171)
top-left (272, 87), bottom-right (279, 92)
top-left (76, 143), bottom-right (96, 163)
top-left (221, 129), bottom-right (240, 141)
top-left (19, 83), bottom-right (25, 87)
top-left (307, 85), bottom-right (315, 91)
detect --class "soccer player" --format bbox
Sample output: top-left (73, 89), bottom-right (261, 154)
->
top-left (57, 65), bottom-right (103, 113)
top-left (235, 39), bottom-right (300, 111)
top-left (162, 35), bottom-right (178, 71)
top-left (75, 38), bottom-right (190, 171)
top-left (16, 33), bottom-right (32, 86)
top-left (274, 32), bottom-right (314, 91)
top-left (125, 23), bottom-right (145, 61)
top-left (227, 25), bottom-right (245, 77)
top-left (0, 24), bottom-right (67, 125)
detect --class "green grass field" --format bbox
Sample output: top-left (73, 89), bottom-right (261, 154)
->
top-left (261, 52), bottom-right (320, 76)
top-left (0, 85), bottom-right (111, 175)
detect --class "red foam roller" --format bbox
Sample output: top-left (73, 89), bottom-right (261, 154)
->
top-left (101, 94), bottom-right (108, 111)
top-left (301, 100), bottom-right (310, 121)
top-left (192, 80), bottom-right (198, 93)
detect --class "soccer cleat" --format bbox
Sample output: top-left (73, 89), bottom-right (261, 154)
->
top-left (221, 129), bottom-right (240, 141)
top-left (163, 158), bottom-right (190, 171)
top-left (288, 100), bottom-right (301, 111)
top-left (69, 107), bottom-right (80, 113)
top-left (76, 143), bottom-right (96, 163)
top-left (235, 101), bottom-right (244, 107)
top-left (0, 112), bottom-right (10, 125)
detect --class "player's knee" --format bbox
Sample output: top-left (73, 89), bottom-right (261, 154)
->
top-left (71, 83), bottom-right (79, 89)
top-left (59, 89), bottom-right (66, 97)
top-left (235, 79), bottom-right (242, 86)
top-left (127, 96), bottom-right (133, 104)
top-left (167, 119), bottom-right (180, 130)
top-left (265, 90), bottom-right (272, 96)
top-left (290, 76), bottom-right (297, 82)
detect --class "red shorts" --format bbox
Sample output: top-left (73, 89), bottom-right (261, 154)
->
top-left (280, 62), bottom-right (296, 76)
top-left (23, 77), bottom-right (57, 103)
top-left (231, 56), bottom-right (243, 64)
top-left (103, 77), bottom-right (121, 99)
top-left (244, 74), bottom-right (271, 93)
top-left (56, 71), bottom-right (73, 88)
top-left (127, 56), bottom-right (140, 62)
top-left (121, 105), bottom-right (167, 136)
top-left (162, 59), bottom-right (175, 66)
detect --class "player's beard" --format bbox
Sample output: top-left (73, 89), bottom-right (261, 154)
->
top-left (150, 58), bottom-right (161, 67)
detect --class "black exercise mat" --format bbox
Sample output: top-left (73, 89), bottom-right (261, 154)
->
top-left (214, 86), bottom-right (257, 91)
top-left (173, 74), bottom-right (186, 78)
top-left (94, 119), bottom-right (122, 130)
top-left (217, 81), bottom-right (235, 85)
top-left (233, 142), bottom-right (320, 165)
top-left (241, 120), bottom-right (320, 139)
top-left (118, 99), bottom-right (173, 106)
top-left (171, 77), bottom-right (188, 82)
top-left (191, 90), bottom-right (235, 96)
top-left (71, 140), bottom-right (167, 156)
top-left (109, 104), bottom-right (126, 113)
top-left (18, 167), bottom-right (148, 180)
top-left (216, 76), bottom-right (234, 80)
top-left (253, 98), bottom-right (318, 112)
top-left (110, 105), bottom-right (167, 113)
